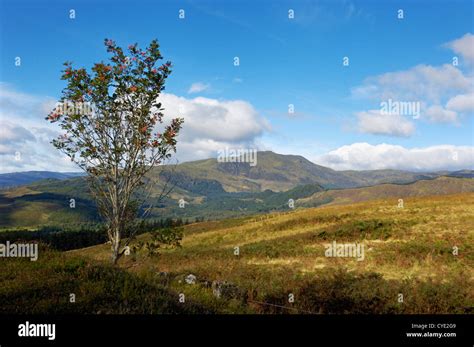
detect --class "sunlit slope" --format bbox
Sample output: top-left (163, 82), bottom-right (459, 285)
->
top-left (299, 176), bottom-right (474, 207)
top-left (73, 192), bottom-right (474, 313)
top-left (1, 176), bottom-right (471, 228)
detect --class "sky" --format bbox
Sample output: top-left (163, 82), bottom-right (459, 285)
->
top-left (0, 0), bottom-right (473, 173)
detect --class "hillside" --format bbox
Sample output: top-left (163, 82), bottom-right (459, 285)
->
top-left (162, 151), bottom-right (354, 192)
top-left (0, 174), bottom-right (471, 228)
top-left (0, 171), bottom-right (83, 188)
top-left (156, 151), bottom-right (446, 192)
top-left (1, 176), bottom-right (473, 314)
top-left (2, 151), bottom-right (458, 194)
top-left (67, 192), bottom-right (474, 314)
top-left (298, 176), bottom-right (474, 208)
top-left (3, 192), bottom-right (472, 314)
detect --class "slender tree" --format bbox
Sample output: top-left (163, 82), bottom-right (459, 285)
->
top-left (47, 39), bottom-right (183, 264)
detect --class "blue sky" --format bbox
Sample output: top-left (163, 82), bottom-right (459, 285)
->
top-left (0, 0), bottom-right (473, 172)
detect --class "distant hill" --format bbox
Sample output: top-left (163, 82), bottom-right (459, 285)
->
top-left (446, 170), bottom-right (474, 178)
top-left (0, 171), bottom-right (84, 189)
top-left (0, 151), bottom-right (472, 228)
top-left (0, 176), bottom-right (471, 228)
top-left (298, 176), bottom-right (474, 208)
top-left (154, 151), bottom-right (446, 193)
top-left (155, 151), bottom-right (343, 193)
top-left (2, 152), bottom-right (470, 193)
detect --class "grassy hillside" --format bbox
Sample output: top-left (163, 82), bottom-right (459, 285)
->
top-left (159, 151), bottom-right (446, 192)
top-left (1, 176), bottom-right (471, 228)
top-left (65, 192), bottom-right (474, 314)
top-left (299, 176), bottom-right (474, 207)
top-left (0, 246), bottom-right (212, 314)
top-left (0, 184), bottom-right (99, 228)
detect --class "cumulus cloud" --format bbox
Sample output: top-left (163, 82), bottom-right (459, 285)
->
top-left (0, 85), bottom-right (78, 173)
top-left (187, 82), bottom-right (210, 94)
top-left (351, 34), bottom-right (474, 129)
top-left (424, 105), bottom-right (458, 123)
top-left (158, 93), bottom-right (270, 162)
top-left (0, 82), bottom-right (270, 172)
top-left (316, 143), bottom-right (473, 171)
top-left (446, 93), bottom-right (474, 113)
top-left (356, 110), bottom-right (415, 137)
top-left (444, 33), bottom-right (474, 64)
top-left (352, 64), bottom-right (471, 104)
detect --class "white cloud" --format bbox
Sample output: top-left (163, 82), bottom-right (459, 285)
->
top-left (352, 64), bottom-right (471, 104)
top-left (158, 93), bottom-right (270, 162)
top-left (0, 122), bottom-right (35, 144)
top-left (0, 83), bottom-right (58, 120)
top-left (444, 33), bottom-right (474, 64)
top-left (316, 143), bottom-right (473, 171)
top-left (424, 105), bottom-right (458, 123)
top-left (0, 83), bottom-right (271, 172)
top-left (446, 92), bottom-right (474, 113)
top-left (356, 110), bottom-right (415, 137)
top-left (351, 34), bottom-right (474, 129)
top-left (0, 85), bottom-right (78, 173)
top-left (0, 120), bottom-right (78, 173)
top-left (187, 82), bottom-right (210, 94)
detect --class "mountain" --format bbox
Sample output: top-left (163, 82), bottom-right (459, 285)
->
top-left (154, 151), bottom-right (444, 193)
top-left (0, 151), bottom-right (472, 228)
top-left (446, 170), bottom-right (474, 178)
top-left (0, 152), bottom-right (465, 193)
top-left (339, 169), bottom-right (441, 187)
top-left (0, 171), bottom-right (84, 189)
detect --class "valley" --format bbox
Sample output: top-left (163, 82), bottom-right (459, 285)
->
top-left (0, 151), bottom-right (472, 228)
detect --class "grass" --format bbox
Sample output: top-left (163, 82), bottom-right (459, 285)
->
top-left (1, 192), bottom-right (473, 314)
top-left (0, 245), bottom-right (212, 314)
top-left (63, 192), bottom-right (474, 314)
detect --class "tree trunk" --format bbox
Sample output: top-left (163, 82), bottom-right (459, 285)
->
top-left (110, 228), bottom-right (121, 265)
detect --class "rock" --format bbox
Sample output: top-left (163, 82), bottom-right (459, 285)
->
top-left (212, 280), bottom-right (242, 300)
top-left (185, 274), bottom-right (197, 285)
top-left (212, 281), bottom-right (222, 298)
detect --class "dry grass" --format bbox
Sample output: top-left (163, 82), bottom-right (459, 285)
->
top-left (68, 192), bottom-right (474, 313)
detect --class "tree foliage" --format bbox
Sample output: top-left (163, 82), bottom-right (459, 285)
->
top-left (47, 38), bottom-right (183, 263)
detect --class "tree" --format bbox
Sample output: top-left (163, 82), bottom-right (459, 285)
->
top-left (47, 38), bottom-right (183, 264)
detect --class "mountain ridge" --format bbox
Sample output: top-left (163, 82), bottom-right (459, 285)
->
top-left (155, 151), bottom-right (470, 192)
top-left (1, 151), bottom-right (472, 193)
